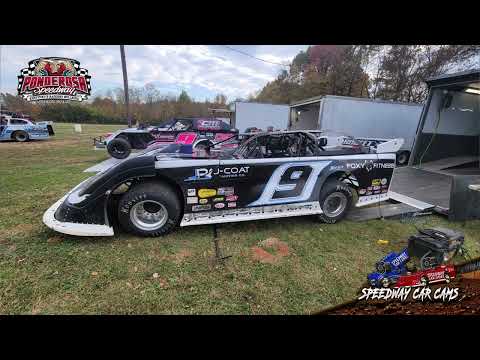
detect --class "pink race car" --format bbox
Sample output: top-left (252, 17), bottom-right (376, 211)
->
top-left (95, 117), bottom-right (239, 159)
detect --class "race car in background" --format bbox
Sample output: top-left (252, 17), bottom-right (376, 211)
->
top-left (94, 117), bottom-right (239, 159)
top-left (0, 116), bottom-right (54, 142)
top-left (44, 130), bottom-right (403, 237)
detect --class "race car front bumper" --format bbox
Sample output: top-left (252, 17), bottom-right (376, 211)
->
top-left (93, 136), bottom-right (107, 149)
top-left (43, 195), bottom-right (114, 237)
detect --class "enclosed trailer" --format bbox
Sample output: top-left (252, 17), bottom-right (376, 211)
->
top-left (389, 69), bottom-right (480, 220)
top-left (229, 101), bottom-right (290, 133)
top-left (289, 95), bottom-right (423, 164)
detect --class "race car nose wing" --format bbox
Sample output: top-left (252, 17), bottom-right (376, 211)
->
top-left (43, 195), bottom-right (114, 237)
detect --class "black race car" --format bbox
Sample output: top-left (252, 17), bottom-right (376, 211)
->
top-left (44, 131), bottom-right (403, 237)
top-left (94, 117), bottom-right (238, 159)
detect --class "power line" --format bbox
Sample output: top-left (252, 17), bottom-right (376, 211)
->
top-left (222, 45), bottom-right (290, 67)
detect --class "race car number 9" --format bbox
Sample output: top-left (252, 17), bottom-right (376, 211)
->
top-left (249, 161), bottom-right (331, 206)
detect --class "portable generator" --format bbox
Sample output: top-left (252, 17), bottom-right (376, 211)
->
top-left (407, 227), bottom-right (465, 269)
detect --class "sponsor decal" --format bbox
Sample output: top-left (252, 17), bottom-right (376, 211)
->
top-left (213, 197), bottom-right (224, 202)
top-left (374, 190), bottom-right (381, 194)
top-left (199, 198), bottom-right (209, 204)
top-left (17, 57), bottom-right (91, 103)
top-left (196, 119), bottom-right (222, 130)
top-left (217, 187), bottom-right (234, 196)
top-left (346, 160), bottom-right (395, 172)
top-left (227, 202), bottom-right (237, 208)
top-left (329, 165), bottom-right (345, 171)
top-left (373, 185), bottom-right (381, 191)
top-left (198, 189), bottom-right (217, 198)
top-left (185, 167), bottom-right (249, 181)
top-left (226, 195), bottom-right (238, 202)
top-left (187, 189), bottom-right (196, 196)
top-left (358, 189), bottom-right (367, 195)
top-left (367, 187), bottom-right (373, 191)
top-left (192, 204), bottom-right (211, 212)
top-left (366, 191), bottom-right (373, 195)
top-left (372, 179), bottom-right (381, 186)
top-left (186, 196), bottom-right (198, 204)
top-left (381, 178), bottom-right (388, 185)
top-left (214, 203), bottom-right (226, 209)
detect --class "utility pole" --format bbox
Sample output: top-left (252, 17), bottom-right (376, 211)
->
top-left (120, 45), bottom-right (132, 127)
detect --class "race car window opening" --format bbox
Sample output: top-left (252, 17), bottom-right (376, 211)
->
top-left (234, 133), bottom-right (320, 159)
top-left (10, 119), bottom-right (28, 125)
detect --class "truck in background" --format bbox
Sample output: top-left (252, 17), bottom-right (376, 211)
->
top-left (289, 95), bottom-right (424, 165)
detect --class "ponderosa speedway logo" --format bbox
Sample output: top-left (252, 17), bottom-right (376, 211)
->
top-left (17, 57), bottom-right (91, 102)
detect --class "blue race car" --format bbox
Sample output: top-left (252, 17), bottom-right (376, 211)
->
top-left (0, 116), bottom-right (54, 142)
top-left (368, 248), bottom-right (410, 288)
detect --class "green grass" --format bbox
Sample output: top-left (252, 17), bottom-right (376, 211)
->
top-left (1, 123), bottom-right (480, 314)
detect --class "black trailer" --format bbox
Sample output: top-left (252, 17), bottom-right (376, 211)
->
top-left (389, 69), bottom-right (480, 220)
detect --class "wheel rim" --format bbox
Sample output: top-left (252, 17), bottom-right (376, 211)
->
top-left (323, 192), bottom-right (348, 217)
top-left (112, 145), bottom-right (125, 154)
top-left (17, 134), bottom-right (26, 141)
top-left (130, 200), bottom-right (168, 231)
top-left (397, 154), bottom-right (407, 164)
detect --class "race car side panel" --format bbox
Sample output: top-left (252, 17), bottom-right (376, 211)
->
top-left (153, 154), bottom-right (396, 226)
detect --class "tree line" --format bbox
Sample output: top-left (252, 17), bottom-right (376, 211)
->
top-left (256, 45), bottom-right (479, 104)
top-left (0, 88), bottom-right (231, 125)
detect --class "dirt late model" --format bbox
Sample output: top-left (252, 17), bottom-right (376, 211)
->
top-left (94, 117), bottom-right (238, 159)
top-left (0, 117), bottom-right (54, 142)
top-left (44, 131), bottom-right (403, 237)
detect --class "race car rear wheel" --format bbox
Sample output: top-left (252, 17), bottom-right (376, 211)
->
top-left (107, 137), bottom-right (131, 159)
top-left (13, 130), bottom-right (29, 142)
top-left (421, 276), bottom-right (429, 286)
top-left (382, 278), bottom-right (390, 288)
top-left (317, 180), bottom-right (353, 224)
top-left (118, 181), bottom-right (181, 237)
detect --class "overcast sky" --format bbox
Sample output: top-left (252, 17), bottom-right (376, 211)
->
top-left (0, 45), bottom-right (309, 101)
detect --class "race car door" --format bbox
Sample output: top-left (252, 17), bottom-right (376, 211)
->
top-left (217, 133), bottom-right (322, 211)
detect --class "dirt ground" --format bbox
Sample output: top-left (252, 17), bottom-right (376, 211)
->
top-left (322, 277), bottom-right (480, 315)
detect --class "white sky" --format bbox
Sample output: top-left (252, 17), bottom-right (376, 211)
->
top-left (0, 45), bottom-right (309, 102)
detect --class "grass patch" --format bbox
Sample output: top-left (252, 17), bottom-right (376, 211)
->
top-left (1, 123), bottom-right (479, 314)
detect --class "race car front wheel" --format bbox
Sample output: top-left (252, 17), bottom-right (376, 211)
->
top-left (13, 131), bottom-right (29, 142)
top-left (317, 180), bottom-right (353, 224)
top-left (118, 181), bottom-right (181, 237)
top-left (107, 137), bottom-right (132, 159)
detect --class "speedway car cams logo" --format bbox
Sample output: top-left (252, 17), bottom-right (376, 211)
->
top-left (17, 57), bottom-right (91, 103)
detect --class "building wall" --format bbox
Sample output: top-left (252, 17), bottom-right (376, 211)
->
top-left (234, 102), bottom-right (289, 133)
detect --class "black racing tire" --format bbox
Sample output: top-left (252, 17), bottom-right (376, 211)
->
top-left (317, 179), bottom-right (354, 224)
top-left (107, 137), bottom-right (131, 159)
top-left (118, 181), bottom-right (182, 237)
top-left (396, 151), bottom-right (410, 166)
top-left (13, 130), bottom-right (29, 142)
top-left (382, 277), bottom-right (390, 288)
top-left (421, 276), bottom-right (429, 286)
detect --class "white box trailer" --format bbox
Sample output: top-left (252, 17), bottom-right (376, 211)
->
top-left (229, 101), bottom-right (290, 133)
top-left (289, 95), bottom-right (424, 165)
